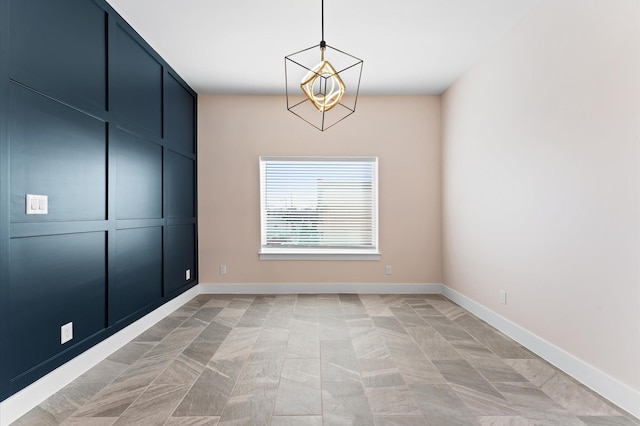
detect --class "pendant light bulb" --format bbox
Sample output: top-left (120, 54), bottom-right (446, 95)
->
top-left (300, 49), bottom-right (346, 112)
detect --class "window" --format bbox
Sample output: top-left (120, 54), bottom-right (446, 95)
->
top-left (260, 157), bottom-right (379, 260)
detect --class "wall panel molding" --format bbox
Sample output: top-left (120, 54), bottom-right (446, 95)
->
top-left (0, 0), bottom-right (11, 402)
top-left (0, 0), bottom-right (197, 402)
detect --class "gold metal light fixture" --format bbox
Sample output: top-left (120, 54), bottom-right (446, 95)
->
top-left (300, 47), bottom-right (346, 112)
top-left (285, 0), bottom-right (363, 131)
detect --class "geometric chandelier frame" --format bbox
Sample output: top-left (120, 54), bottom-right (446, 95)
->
top-left (284, 1), bottom-right (363, 131)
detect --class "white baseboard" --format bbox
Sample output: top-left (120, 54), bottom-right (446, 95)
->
top-left (441, 286), bottom-right (640, 420)
top-left (2, 283), bottom-right (638, 423)
top-left (199, 282), bottom-right (444, 295)
top-left (0, 286), bottom-right (199, 426)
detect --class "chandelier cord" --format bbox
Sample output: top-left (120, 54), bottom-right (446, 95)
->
top-left (321, 0), bottom-right (325, 43)
top-left (320, 0), bottom-right (326, 60)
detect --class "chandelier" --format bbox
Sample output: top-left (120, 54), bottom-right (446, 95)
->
top-left (284, 0), bottom-right (364, 131)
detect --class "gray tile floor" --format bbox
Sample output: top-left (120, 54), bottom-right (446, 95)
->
top-left (12, 294), bottom-right (640, 426)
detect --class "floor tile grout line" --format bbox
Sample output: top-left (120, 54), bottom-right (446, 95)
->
top-left (405, 298), bottom-right (532, 420)
top-left (217, 296), bottom-right (274, 423)
top-left (133, 305), bottom-right (210, 426)
top-left (165, 295), bottom-right (234, 423)
top-left (62, 307), bottom-right (197, 423)
top-left (318, 317), bottom-right (324, 426)
top-left (266, 330), bottom-right (287, 426)
top-left (414, 299), bottom-right (507, 367)
top-left (391, 297), bottom-right (514, 422)
top-left (129, 310), bottom-right (223, 425)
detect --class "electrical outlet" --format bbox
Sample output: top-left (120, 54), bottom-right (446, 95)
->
top-left (385, 265), bottom-right (392, 275)
top-left (220, 265), bottom-right (227, 275)
top-left (499, 290), bottom-right (507, 305)
top-left (185, 269), bottom-right (191, 280)
top-left (61, 322), bottom-right (73, 344)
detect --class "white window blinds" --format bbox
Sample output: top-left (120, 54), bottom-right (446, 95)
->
top-left (260, 157), bottom-right (379, 257)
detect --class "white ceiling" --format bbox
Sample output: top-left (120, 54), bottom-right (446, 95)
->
top-left (105, 0), bottom-right (541, 95)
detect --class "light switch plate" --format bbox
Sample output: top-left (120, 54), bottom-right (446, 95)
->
top-left (26, 194), bottom-right (48, 214)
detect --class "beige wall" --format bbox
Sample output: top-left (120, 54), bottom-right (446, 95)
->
top-left (442, 0), bottom-right (639, 392)
top-left (198, 95), bottom-right (442, 284)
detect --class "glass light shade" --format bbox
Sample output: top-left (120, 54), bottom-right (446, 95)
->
top-left (285, 44), bottom-right (363, 131)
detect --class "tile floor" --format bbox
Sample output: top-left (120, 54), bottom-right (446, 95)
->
top-left (12, 294), bottom-right (640, 426)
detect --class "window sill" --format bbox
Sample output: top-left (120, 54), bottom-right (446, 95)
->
top-left (259, 250), bottom-right (381, 261)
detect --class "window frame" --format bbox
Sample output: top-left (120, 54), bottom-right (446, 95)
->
top-left (259, 156), bottom-right (380, 261)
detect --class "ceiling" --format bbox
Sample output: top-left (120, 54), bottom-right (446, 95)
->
top-left (105, 0), bottom-right (541, 95)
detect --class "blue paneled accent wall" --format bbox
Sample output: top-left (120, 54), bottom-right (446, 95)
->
top-left (0, 0), bottom-right (198, 400)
